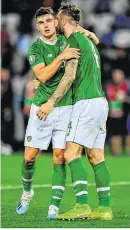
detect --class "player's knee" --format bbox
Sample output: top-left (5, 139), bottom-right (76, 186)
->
top-left (24, 147), bottom-right (38, 162)
top-left (53, 149), bottom-right (65, 164)
top-left (64, 150), bottom-right (75, 163)
top-left (24, 155), bottom-right (34, 162)
top-left (87, 148), bottom-right (104, 165)
top-left (64, 143), bottom-right (81, 163)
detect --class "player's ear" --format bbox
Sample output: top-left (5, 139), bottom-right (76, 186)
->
top-left (62, 18), bottom-right (66, 27)
top-left (36, 23), bottom-right (40, 32)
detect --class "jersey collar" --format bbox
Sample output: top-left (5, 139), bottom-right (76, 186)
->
top-left (40, 37), bottom-right (57, 45)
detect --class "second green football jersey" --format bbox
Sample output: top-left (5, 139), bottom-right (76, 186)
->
top-left (27, 35), bottom-right (72, 107)
top-left (67, 32), bottom-right (105, 104)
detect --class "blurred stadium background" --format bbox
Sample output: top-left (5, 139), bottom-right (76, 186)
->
top-left (1, 0), bottom-right (130, 228)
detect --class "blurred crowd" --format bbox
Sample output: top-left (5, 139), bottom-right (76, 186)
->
top-left (1, 0), bottom-right (130, 155)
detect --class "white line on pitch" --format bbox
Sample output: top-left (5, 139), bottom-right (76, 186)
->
top-left (1, 181), bottom-right (130, 190)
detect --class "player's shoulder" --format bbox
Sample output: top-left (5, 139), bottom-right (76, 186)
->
top-left (73, 32), bottom-right (96, 51)
top-left (27, 38), bottom-right (41, 55)
top-left (73, 32), bottom-right (90, 43)
top-left (66, 32), bottom-right (81, 48)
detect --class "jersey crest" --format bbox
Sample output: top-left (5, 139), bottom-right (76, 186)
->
top-left (60, 42), bottom-right (67, 51)
top-left (29, 55), bottom-right (35, 64)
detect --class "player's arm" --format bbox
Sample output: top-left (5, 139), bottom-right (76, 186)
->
top-left (36, 59), bottom-right (78, 120)
top-left (84, 30), bottom-right (99, 45)
top-left (31, 46), bottom-right (80, 84)
top-left (50, 59), bottom-right (78, 103)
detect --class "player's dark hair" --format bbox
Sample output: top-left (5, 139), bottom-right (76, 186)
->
top-left (58, 2), bottom-right (82, 23)
top-left (35, 7), bottom-right (55, 19)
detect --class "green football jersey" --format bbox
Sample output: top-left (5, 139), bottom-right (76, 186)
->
top-left (67, 32), bottom-right (105, 104)
top-left (27, 35), bottom-right (72, 107)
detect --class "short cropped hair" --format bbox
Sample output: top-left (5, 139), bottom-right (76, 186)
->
top-left (58, 2), bottom-right (82, 23)
top-left (35, 7), bottom-right (55, 19)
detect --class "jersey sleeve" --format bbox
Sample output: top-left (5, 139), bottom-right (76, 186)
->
top-left (27, 44), bottom-right (45, 68)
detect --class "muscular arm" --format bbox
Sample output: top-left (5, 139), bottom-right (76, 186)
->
top-left (32, 54), bottom-right (64, 84)
top-left (32, 46), bottom-right (79, 84)
top-left (49, 59), bottom-right (78, 104)
top-left (36, 58), bottom-right (78, 119)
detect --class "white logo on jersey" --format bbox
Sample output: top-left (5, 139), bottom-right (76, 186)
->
top-left (48, 54), bottom-right (53, 58)
top-left (60, 42), bottom-right (67, 51)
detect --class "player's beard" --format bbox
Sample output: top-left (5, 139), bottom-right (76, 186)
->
top-left (56, 28), bottom-right (64, 35)
top-left (57, 23), bottom-right (64, 34)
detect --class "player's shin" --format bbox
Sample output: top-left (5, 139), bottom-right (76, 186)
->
top-left (93, 161), bottom-right (111, 207)
top-left (69, 158), bottom-right (88, 204)
top-left (16, 160), bottom-right (35, 214)
top-left (22, 160), bottom-right (36, 192)
top-left (50, 164), bottom-right (66, 208)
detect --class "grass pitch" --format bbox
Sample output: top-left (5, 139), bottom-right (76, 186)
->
top-left (1, 154), bottom-right (130, 228)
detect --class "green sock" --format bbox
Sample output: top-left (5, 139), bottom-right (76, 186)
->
top-left (51, 164), bottom-right (66, 208)
top-left (69, 158), bottom-right (88, 205)
top-left (93, 161), bottom-right (111, 207)
top-left (22, 160), bottom-right (35, 192)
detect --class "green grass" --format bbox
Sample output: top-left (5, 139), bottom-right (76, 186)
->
top-left (1, 154), bottom-right (130, 228)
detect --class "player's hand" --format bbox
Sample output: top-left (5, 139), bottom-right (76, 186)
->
top-left (33, 79), bottom-right (40, 89)
top-left (87, 31), bottom-right (99, 45)
top-left (74, 25), bottom-right (99, 45)
top-left (74, 25), bottom-right (86, 34)
top-left (36, 99), bottom-right (54, 120)
top-left (60, 45), bottom-right (80, 60)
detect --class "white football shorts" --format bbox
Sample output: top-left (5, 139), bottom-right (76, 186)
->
top-left (24, 103), bottom-right (72, 150)
top-left (66, 98), bottom-right (109, 149)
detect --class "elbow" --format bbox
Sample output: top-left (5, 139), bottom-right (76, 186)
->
top-left (37, 75), bottom-right (46, 83)
top-left (96, 38), bottom-right (99, 45)
top-left (40, 79), bottom-right (46, 83)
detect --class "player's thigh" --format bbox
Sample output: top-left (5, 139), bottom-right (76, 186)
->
top-left (52, 105), bottom-right (72, 149)
top-left (24, 103), bottom-right (54, 150)
top-left (64, 142), bottom-right (83, 163)
top-left (53, 148), bottom-right (65, 164)
top-left (86, 147), bottom-right (104, 165)
top-left (67, 98), bottom-right (108, 149)
top-left (24, 146), bottom-right (39, 162)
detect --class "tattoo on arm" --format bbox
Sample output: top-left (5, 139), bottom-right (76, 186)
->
top-left (50, 59), bottom-right (78, 104)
